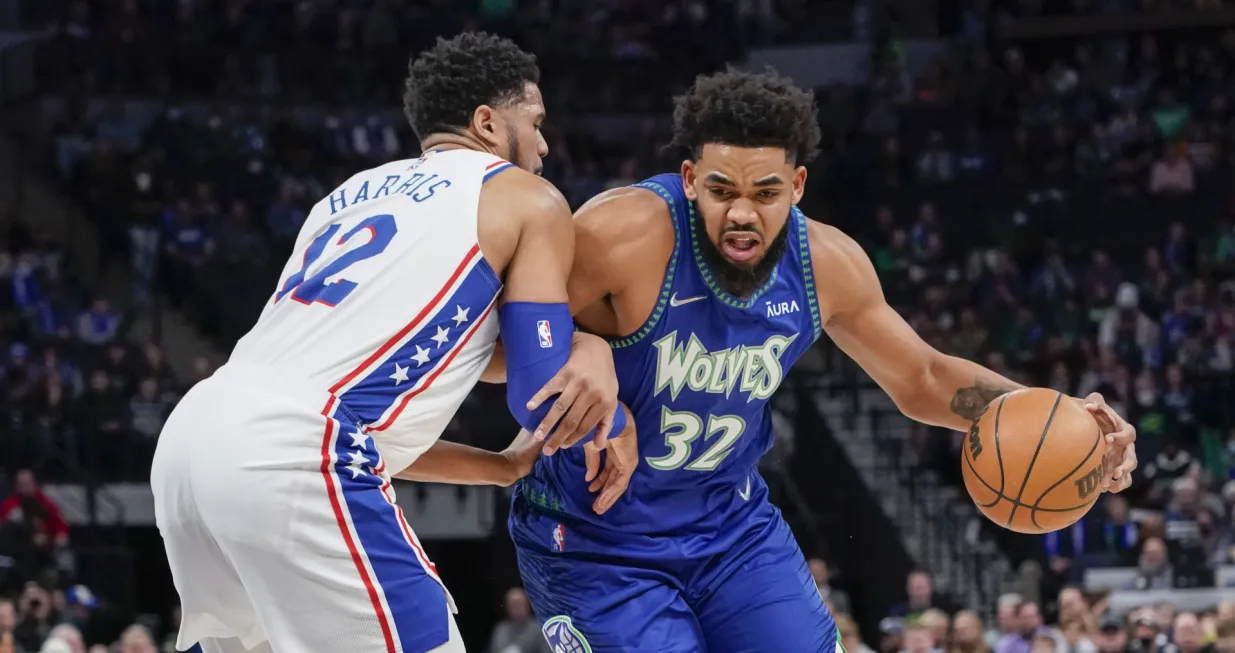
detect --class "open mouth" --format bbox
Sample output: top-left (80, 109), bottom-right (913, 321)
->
top-left (721, 232), bottom-right (762, 263)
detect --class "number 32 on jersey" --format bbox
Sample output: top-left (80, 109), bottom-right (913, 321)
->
top-left (645, 406), bottom-right (746, 472)
top-left (275, 214), bottom-right (397, 307)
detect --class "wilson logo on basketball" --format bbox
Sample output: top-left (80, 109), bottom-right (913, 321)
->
top-left (967, 424), bottom-right (983, 460)
top-left (966, 404), bottom-right (988, 460)
top-left (1074, 462), bottom-right (1105, 500)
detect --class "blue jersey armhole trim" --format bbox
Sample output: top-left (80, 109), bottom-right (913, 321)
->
top-left (482, 161), bottom-right (515, 183)
top-left (792, 206), bottom-right (823, 342)
top-left (606, 182), bottom-right (681, 350)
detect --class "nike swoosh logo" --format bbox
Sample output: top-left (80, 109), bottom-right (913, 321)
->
top-left (738, 477), bottom-right (751, 501)
top-left (669, 293), bottom-right (707, 307)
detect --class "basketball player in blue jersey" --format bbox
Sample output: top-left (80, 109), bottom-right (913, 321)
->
top-left (492, 69), bottom-right (1141, 653)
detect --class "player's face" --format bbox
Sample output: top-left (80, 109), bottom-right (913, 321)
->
top-left (495, 82), bottom-right (549, 175)
top-left (682, 144), bottom-right (806, 298)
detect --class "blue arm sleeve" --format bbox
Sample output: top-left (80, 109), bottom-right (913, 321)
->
top-left (499, 301), bottom-right (627, 441)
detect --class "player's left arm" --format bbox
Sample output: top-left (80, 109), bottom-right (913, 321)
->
top-left (809, 222), bottom-right (1136, 491)
top-left (394, 430), bottom-right (540, 487)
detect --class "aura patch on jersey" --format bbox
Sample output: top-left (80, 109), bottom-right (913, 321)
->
top-left (542, 616), bottom-right (593, 653)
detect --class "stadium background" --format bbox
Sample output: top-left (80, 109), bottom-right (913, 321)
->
top-left (1, 0), bottom-right (1235, 651)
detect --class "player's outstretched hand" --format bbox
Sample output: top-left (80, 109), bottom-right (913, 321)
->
top-left (499, 429), bottom-right (544, 486)
top-left (528, 332), bottom-right (620, 455)
top-left (1082, 392), bottom-right (1137, 493)
top-left (584, 404), bottom-right (637, 515)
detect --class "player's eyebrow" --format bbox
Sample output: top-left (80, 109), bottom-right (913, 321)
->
top-left (704, 172), bottom-right (736, 185)
top-left (753, 175), bottom-right (784, 187)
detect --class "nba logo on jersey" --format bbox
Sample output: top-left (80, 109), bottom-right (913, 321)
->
top-left (537, 320), bottom-right (553, 348)
top-left (542, 616), bottom-right (591, 653)
top-left (552, 524), bottom-right (565, 552)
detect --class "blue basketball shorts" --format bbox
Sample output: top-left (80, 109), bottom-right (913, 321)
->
top-left (508, 495), bottom-right (837, 653)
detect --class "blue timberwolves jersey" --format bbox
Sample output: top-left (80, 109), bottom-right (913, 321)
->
top-left (517, 173), bottom-right (822, 536)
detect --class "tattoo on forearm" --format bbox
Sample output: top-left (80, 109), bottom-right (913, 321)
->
top-left (950, 379), bottom-right (1019, 421)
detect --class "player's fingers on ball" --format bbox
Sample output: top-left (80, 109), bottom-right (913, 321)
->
top-left (1108, 426), bottom-right (1136, 446)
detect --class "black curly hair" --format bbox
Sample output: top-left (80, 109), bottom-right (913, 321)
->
top-left (403, 32), bottom-right (540, 141)
top-left (669, 68), bottom-right (821, 165)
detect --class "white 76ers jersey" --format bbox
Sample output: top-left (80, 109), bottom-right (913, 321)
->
top-left (229, 149), bottom-right (509, 473)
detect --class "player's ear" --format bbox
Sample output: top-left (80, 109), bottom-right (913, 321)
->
top-left (791, 166), bottom-right (807, 205)
top-left (680, 160), bottom-right (698, 201)
top-left (471, 105), bottom-right (501, 147)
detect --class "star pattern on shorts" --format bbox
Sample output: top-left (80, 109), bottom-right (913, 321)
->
top-left (389, 363), bottom-right (410, 385)
top-left (410, 344), bottom-right (431, 367)
top-left (345, 450), bottom-right (370, 479)
top-left (451, 305), bottom-right (470, 327)
top-left (431, 325), bottom-right (450, 348)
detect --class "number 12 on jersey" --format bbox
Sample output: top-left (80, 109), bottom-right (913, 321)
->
top-left (276, 214), bottom-right (398, 307)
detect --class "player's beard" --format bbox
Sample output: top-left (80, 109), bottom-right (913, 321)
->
top-left (507, 131), bottom-right (543, 176)
top-left (693, 215), bottom-right (789, 299)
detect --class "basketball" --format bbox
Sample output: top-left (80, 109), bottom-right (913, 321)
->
top-left (960, 388), bottom-right (1108, 534)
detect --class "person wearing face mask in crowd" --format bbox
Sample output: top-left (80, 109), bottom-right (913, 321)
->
top-left (1095, 614), bottom-right (1129, 653)
top-left (1128, 611), bottom-right (1169, 653)
top-left (1132, 537), bottom-right (1174, 590)
top-left (1195, 508), bottom-right (1235, 566)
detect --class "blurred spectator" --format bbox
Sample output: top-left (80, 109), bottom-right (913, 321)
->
top-left (889, 570), bottom-right (954, 619)
top-left (13, 584), bottom-right (55, 653)
top-left (487, 587), bottom-right (549, 653)
top-left (1132, 537), bottom-right (1174, 589)
top-left (903, 624), bottom-right (943, 653)
top-left (1165, 612), bottom-right (1213, 653)
top-left (1128, 610), bottom-right (1169, 653)
top-left (920, 609), bottom-right (951, 648)
top-left (0, 471), bottom-right (68, 549)
top-left (810, 558), bottom-right (852, 615)
top-left (996, 602), bottom-right (1064, 653)
top-left (837, 612), bottom-right (878, 653)
top-left (116, 625), bottom-right (155, 653)
top-left (952, 610), bottom-right (991, 653)
top-left (1149, 144), bottom-right (1196, 196)
top-left (1095, 614), bottom-right (1129, 653)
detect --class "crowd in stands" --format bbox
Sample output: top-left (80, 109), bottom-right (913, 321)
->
top-left (5, 0), bottom-right (1235, 651)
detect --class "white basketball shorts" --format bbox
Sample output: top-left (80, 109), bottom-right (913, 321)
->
top-left (151, 364), bottom-right (464, 653)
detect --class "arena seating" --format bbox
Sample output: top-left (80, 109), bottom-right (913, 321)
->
top-left (2, 0), bottom-right (1235, 651)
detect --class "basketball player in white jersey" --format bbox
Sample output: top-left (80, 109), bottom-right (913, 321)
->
top-left (151, 32), bottom-right (635, 653)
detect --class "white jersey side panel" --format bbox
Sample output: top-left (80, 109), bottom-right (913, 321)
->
top-left (229, 149), bottom-right (509, 472)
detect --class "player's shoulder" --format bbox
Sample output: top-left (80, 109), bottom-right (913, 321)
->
top-left (482, 165), bottom-right (570, 221)
top-left (574, 184), bottom-right (671, 242)
top-left (802, 217), bottom-right (879, 306)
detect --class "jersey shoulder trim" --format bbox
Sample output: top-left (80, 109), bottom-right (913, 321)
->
top-left (792, 206), bottom-right (823, 341)
top-left (606, 180), bottom-right (682, 350)
top-left (482, 160), bottom-right (515, 183)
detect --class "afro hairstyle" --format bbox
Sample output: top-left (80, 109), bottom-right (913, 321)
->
top-left (668, 68), bottom-right (821, 165)
top-left (403, 32), bottom-right (540, 141)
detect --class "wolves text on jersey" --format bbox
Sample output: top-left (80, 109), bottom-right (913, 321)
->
top-left (651, 330), bottom-right (797, 404)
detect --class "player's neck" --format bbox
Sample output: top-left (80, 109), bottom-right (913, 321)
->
top-left (419, 134), bottom-right (500, 158)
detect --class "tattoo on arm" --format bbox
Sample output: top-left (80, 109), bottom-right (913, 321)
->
top-left (950, 378), bottom-right (1019, 421)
